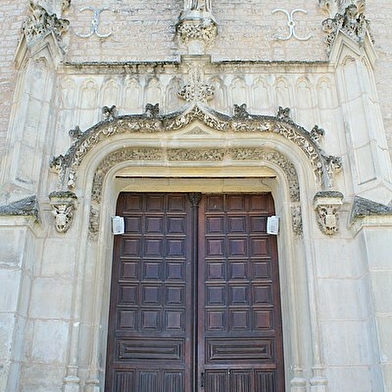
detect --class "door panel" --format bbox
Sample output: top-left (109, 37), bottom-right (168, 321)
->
top-left (105, 193), bottom-right (192, 391)
top-left (198, 194), bottom-right (284, 392)
top-left (106, 193), bottom-right (284, 392)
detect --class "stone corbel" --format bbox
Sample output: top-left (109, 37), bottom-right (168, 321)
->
top-left (313, 191), bottom-right (344, 235)
top-left (49, 191), bottom-right (77, 233)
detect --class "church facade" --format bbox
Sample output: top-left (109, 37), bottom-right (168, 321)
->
top-left (1, 0), bottom-right (392, 391)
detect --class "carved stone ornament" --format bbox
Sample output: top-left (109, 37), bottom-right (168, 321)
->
top-left (0, 195), bottom-right (40, 222)
top-left (51, 103), bottom-right (341, 193)
top-left (313, 191), bottom-right (344, 235)
top-left (322, 1), bottom-right (373, 53)
top-left (178, 65), bottom-right (215, 103)
top-left (49, 191), bottom-right (77, 233)
top-left (176, 17), bottom-right (218, 53)
top-left (22, 1), bottom-right (70, 53)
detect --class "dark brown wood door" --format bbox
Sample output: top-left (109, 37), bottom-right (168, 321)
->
top-left (198, 194), bottom-right (284, 392)
top-left (106, 193), bottom-right (284, 392)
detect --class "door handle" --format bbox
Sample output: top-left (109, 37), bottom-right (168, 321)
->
top-left (200, 371), bottom-right (205, 388)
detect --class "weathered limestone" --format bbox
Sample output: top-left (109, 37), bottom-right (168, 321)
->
top-left (0, 0), bottom-right (392, 391)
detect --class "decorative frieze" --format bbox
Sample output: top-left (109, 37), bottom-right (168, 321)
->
top-left (49, 191), bottom-right (77, 233)
top-left (313, 191), bottom-right (344, 235)
top-left (322, 1), bottom-right (373, 53)
top-left (22, 1), bottom-right (70, 53)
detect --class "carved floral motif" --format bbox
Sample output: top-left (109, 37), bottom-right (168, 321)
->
top-left (22, 1), bottom-right (70, 53)
top-left (176, 18), bottom-right (217, 48)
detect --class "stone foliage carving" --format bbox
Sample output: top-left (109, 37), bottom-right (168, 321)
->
top-left (0, 195), bottom-right (40, 222)
top-left (51, 104), bottom-right (341, 192)
top-left (313, 191), bottom-right (344, 235)
top-left (88, 146), bottom-right (302, 240)
top-left (49, 191), bottom-right (77, 233)
top-left (176, 18), bottom-right (217, 49)
top-left (22, 1), bottom-right (70, 53)
top-left (322, 1), bottom-right (373, 53)
top-left (178, 65), bottom-right (215, 103)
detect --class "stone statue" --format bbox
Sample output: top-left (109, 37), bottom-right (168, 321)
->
top-left (186, 0), bottom-right (211, 12)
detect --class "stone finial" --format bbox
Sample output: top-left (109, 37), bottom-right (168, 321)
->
top-left (322, 1), bottom-right (373, 53)
top-left (22, 1), bottom-right (70, 53)
top-left (277, 106), bottom-right (292, 122)
top-left (49, 191), bottom-right (77, 233)
top-left (313, 191), bottom-right (344, 235)
top-left (102, 105), bottom-right (118, 120)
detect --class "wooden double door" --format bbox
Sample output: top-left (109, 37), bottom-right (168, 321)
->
top-left (106, 193), bottom-right (284, 392)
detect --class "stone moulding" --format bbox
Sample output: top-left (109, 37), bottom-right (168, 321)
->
top-left (349, 196), bottom-right (392, 226)
top-left (0, 195), bottom-right (40, 222)
top-left (313, 191), bottom-right (344, 235)
top-left (50, 103), bottom-right (341, 192)
top-left (49, 191), bottom-right (77, 233)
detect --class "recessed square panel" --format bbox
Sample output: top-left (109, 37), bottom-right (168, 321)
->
top-left (145, 239), bottom-right (163, 256)
top-left (250, 216), bottom-right (265, 233)
top-left (207, 286), bottom-right (225, 305)
top-left (124, 194), bottom-right (142, 211)
top-left (167, 239), bottom-right (184, 257)
top-left (250, 195), bottom-right (268, 211)
top-left (206, 195), bottom-right (224, 211)
top-left (121, 261), bottom-right (138, 279)
top-left (253, 285), bottom-right (271, 304)
top-left (168, 217), bottom-right (185, 234)
top-left (207, 311), bottom-right (226, 331)
top-left (166, 286), bottom-right (184, 305)
top-left (227, 195), bottom-right (245, 211)
top-left (207, 239), bottom-right (224, 256)
top-left (230, 262), bottom-right (247, 279)
top-left (230, 310), bottom-right (249, 330)
top-left (168, 195), bottom-right (186, 212)
top-left (230, 286), bottom-right (249, 305)
top-left (146, 195), bottom-right (164, 211)
top-left (145, 217), bottom-right (163, 233)
top-left (123, 239), bottom-right (141, 256)
top-left (229, 239), bottom-right (247, 256)
top-left (142, 286), bottom-right (161, 304)
top-left (253, 310), bottom-right (273, 329)
top-left (125, 216), bottom-right (141, 232)
top-left (228, 217), bottom-right (246, 232)
top-left (165, 311), bottom-right (184, 330)
top-left (207, 217), bottom-right (224, 233)
top-left (118, 310), bottom-right (136, 329)
top-left (251, 238), bottom-right (268, 256)
top-left (141, 311), bottom-right (160, 330)
top-left (253, 262), bottom-right (270, 279)
top-left (167, 263), bottom-right (184, 280)
top-left (207, 263), bottom-right (225, 280)
top-left (119, 285), bottom-right (138, 304)
top-left (143, 262), bottom-right (161, 279)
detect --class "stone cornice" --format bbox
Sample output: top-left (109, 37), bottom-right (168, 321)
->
top-left (0, 195), bottom-right (40, 222)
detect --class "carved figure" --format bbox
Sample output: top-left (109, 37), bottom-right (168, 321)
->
top-left (188, 0), bottom-right (211, 12)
